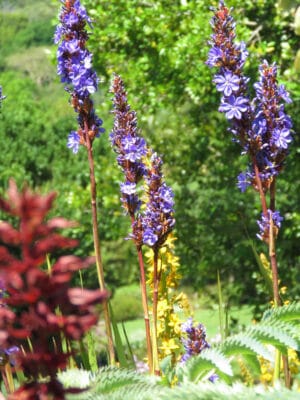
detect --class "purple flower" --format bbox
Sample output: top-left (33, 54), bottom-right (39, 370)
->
top-left (214, 70), bottom-right (240, 96)
top-left (67, 131), bottom-right (80, 154)
top-left (64, 38), bottom-right (80, 54)
top-left (273, 128), bottom-right (292, 149)
top-left (206, 46), bottom-right (222, 67)
top-left (143, 228), bottom-right (158, 247)
top-left (0, 86), bottom-right (5, 106)
top-left (278, 84), bottom-right (292, 104)
top-left (120, 182), bottom-right (137, 196)
top-left (158, 184), bottom-right (175, 213)
top-left (122, 136), bottom-right (147, 162)
top-left (237, 171), bottom-right (252, 192)
top-left (219, 95), bottom-right (249, 120)
top-left (257, 209), bottom-right (283, 241)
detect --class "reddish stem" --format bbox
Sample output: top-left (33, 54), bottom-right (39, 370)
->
top-left (253, 160), bottom-right (268, 216)
top-left (152, 248), bottom-right (160, 375)
top-left (84, 123), bottom-right (115, 365)
top-left (131, 215), bottom-right (153, 371)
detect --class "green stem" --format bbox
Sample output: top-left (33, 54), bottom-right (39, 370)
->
top-left (84, 126), bottom-right (115, 365)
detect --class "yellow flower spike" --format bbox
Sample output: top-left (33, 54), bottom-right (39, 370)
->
top-left (259, 348), bottom-right (300, 386)
top-left (145, 233), bottom-right (192, 363)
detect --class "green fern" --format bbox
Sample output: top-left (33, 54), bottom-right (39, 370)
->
top-left (177, 348), bottom-right (232, 384)
top-left (246, 323), bottom-right (299, 352)
top-left (64, 367), bottom-right (161, 400)
top-left (159, 382), bottom-right (300, 400)
top-left (262, 302), bottom-right (300, 323)
top-left (221, 333), bottom-right (273, 361)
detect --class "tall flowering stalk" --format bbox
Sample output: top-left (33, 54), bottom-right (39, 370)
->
top-left (55, 0), bottom-right (115, 363)
top-left (142, 151), bottom-right (175, 374)
top-left (110, 74), bottom-right (152, 371)
top-left (0, 181), bottom-right (108, 399)
top-left (110, 75), bottom-right (175, 374)
top-left (207, 1), bottom-right (294, 386)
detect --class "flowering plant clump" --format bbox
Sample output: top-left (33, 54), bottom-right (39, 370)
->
top-left (55, 0), bottom-right (105, 153)
top-left (0, 181), bottom-right (107, 399)
top-left (0, 0), bottom-right (298, 395)
top-left (207, 1), bottom-right (294, 243)
top-left (110, 74), bottom-right (175, 250)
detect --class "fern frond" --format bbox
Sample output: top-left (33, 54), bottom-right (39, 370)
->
top-left (262, 302), bottom-right (300, 323)
top-left (65, 367), bottom-right (161, 400)
top-left (91, 367), bottom-right (159, 394)
top-left (246, 323), bottom-right (299, 352)
top-left (221, 333), bottom-right (273, 361)
top-left (239, 353), bottom-right (261, 376)
top-left (159, 382), bottom-right (300, 400)
top-left (177, 348), bottom-right (233, 383)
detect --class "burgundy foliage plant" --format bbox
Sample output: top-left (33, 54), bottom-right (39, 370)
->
top-left (0, 180), bottom-right (108, 399)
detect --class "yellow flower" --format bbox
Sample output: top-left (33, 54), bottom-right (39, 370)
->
top-left (159, 338), bottom-right (180, 356)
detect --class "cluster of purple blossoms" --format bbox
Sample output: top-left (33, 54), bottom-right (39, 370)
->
top-left (141, 152), bottom-right (175, 248)
top-left (110, 75), bottom-right (175, 249)
top-left (257, 209), bottom-right (283, 242)
top-left (110, 74), bottom-right (147, 216)
top-left (55, 0), bottom-right (105, 153)
top-left (181, 317), bottom-right (218, 382)
top-left (207, 1), bottom-right (294, 241)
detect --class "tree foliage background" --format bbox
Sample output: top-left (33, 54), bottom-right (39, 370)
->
top-left (0, 0), bottom-right (299, 305)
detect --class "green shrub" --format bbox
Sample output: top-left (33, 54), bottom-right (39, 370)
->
top-left (111, 285), bottom-right (143, 322)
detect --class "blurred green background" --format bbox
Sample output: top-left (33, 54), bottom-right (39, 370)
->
top-left (0, 0), bottom-right (299, 313)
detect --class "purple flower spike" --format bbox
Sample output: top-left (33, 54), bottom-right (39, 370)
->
top-left (208, 1), bottom-right (294, 223)
top-left (55, 0), bottom-right (105, 153)
top-left (110, 75), bottom-right (147, 217)
top-left (142, 152), bottom-right (175, 248)
top-left (180, 317), bottom-right (218, 382)
top-left (111, 75), bottom-right (175, 249)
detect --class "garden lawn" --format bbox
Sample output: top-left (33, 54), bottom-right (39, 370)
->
top-left (118, 305), bottom-right (253, 344)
